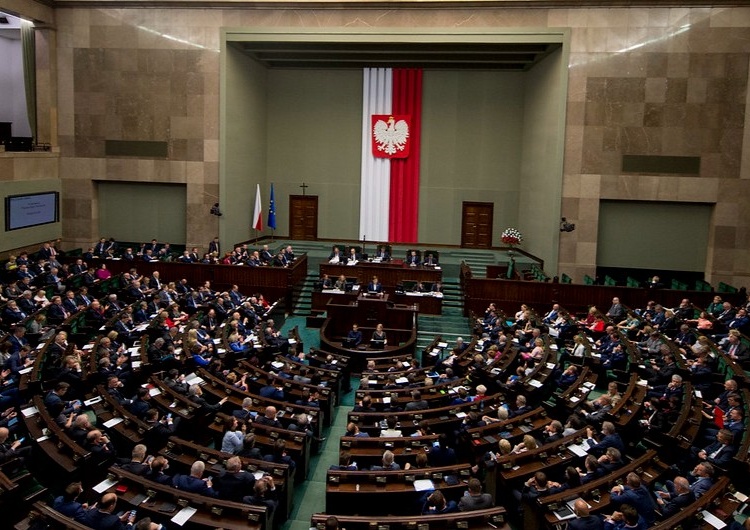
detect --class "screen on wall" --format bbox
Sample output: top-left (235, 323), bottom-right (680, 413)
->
top-left (5, 192), bottom-right (59, 231)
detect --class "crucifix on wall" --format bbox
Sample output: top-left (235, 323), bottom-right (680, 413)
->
top-left (299, 182), bottom-right (309, 196)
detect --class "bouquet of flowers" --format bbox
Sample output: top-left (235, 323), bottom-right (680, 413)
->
top-left (501, 227), bottom-right (523, 247)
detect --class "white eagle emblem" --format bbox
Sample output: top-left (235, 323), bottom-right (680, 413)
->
top-left (373, 116), bottom-right (410, 156)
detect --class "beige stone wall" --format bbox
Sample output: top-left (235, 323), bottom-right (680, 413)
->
top-left (5, 1), bottom-right (749, 284)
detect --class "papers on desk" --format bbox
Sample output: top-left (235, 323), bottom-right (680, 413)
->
top-left (430, 349), bottom-right (440, 356)
top-left (21, 406), bottom-right (39, 418)
top-left (694, 389), bottom-right (703, 399)
top-left (455, 412), bottom-right (467, 419)
top-left (701, 510), bottom-right (727, 529)
top-left (36, 435), bottom-right (49, 443)
top-left (216, 348), bottom-right (226, 354)
top-left (434, 266), bottom-right (441, 270)
top-left (637, 379), bottom-right (649, 386)
top-left (395, 377), bottom-right (409, 384)
top-left (583, 382), bottom-right (596, 390)
top-left (129, 347), bottom-right (141, 357)
top-left (83, 344), bottom-right (94, 350)
top-left (93, 477), bottom-right (118, 493)
top-left (212, 338), bottom-right (221, 344)
top-left (253, 471), bottom-right (265, 480)
top-left (413, 479), bottom-right (435, 492)
top-left (135, 323), bottom-right (149, 331)
top-left (171, 506), bottom-right (198, 527)
top-left (84, 396), bottom-right (103, 406)
top-left (568, 443), bottom-right (589, 457)
top-left (36, 342), bottom-right (45, 350)
top-left (185, 374), bottom-right (204, 386)
top-left (546, 363), bottom-right (556, 370)
top-left (402, 361), bottom-right (410, 368)
top-left (148, 387), bottom-right (162, 397)
top-left (132, 361), bottom-right (142, 369)
top-left (549, 343), bottom-right (558, 350)
top-left (103, 417), bottom-right (124, 429)
top-left (569, 396), bottom-right (580, 403)
top-left (18, 367), bottom-right (32, 375)
top-left (271, 361), bottom-right (285, 369)
top-left (288, 338), bottom-right (297, 345)
top-left (438, 342), bottom-right (448, 348)
top-left (382, 397), bottom-right (391, 404)
top-left (528, 379), bottom-right (543, 388)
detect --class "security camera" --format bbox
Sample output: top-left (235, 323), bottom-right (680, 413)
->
top-left (560, 217), bottom-right (575, 233)
top-left (210, 203), bottom-right (223, 217)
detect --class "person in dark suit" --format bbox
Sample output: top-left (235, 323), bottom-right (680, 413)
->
top-left (569, 498), bottom-right (604, 530)
top-left (143, 408), bottom-right (176, 451)
top-left (423, 253), bottom-right (438, 266)
top-left (344, 324), bottom-right (363, 348)
top-left (692, 429), bottom-right (737, 468)
top-left (458, 478), bottom-right (493, 511)
top-left (214, 456), bottom-right (256, 502)
top-left (655, 476), bottom-right (695, 518)
top-left (80, 493), bottom-right (136, 530)
top-left (422, 490), bottom-right (458, 514)
top-left (367, 276), bottom-right (383, 293)
top-left (427, 435), bottom-right (457, 467)
top-left (172, 460), bottom-right (218, 497)
top-left (375, 245), bottom-right (390, 261)
top-left (119, 444), bottom-right (150, 476)
top-left (585, 422), bottom-right (625, 457)
top-left (255, 406), bottom-right (282, 428)
top-left (145, 456), bottom-right (172, 485)
top-left (406, 250), bottom-right (420, 267)
top-left (52, 481), bottom-right (90, 522)
top-left (346, 247), bottom-right (359, 265)
top-left (609, 473), bottom-right (657, 526)
top-left (404, 390), bottom-right (429, 411)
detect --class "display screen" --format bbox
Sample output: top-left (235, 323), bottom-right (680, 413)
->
top-left (5, 192), bottom-right (59, 231)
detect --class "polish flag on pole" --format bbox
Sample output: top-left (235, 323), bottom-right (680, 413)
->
top-left (253, 184), bottom-right (263, 231)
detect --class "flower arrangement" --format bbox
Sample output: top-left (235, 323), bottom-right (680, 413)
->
top-left (501, 227), bottom-right (523, 247)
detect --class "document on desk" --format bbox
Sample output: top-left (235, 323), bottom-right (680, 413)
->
top-left (171, 506), bottom-right (198, 526)
top-left (103, 417), bottom-right (124, 428)
top-left (568, 443), bottom-right (588, 457)
top-left (93, 477), bottom-right (118, 493)
top-left (701, 510), bottom-right (726, 529)
top-left (413, 479), bottom-right (435, 492)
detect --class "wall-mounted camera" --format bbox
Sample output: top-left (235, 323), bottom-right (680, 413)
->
top-left (210, 203), bottom-right (223, 217)
top-left (560, 217), bottom-right (575, 232)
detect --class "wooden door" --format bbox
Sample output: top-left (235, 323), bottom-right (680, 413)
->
top-left (289, 195), bottom-right (318, 240)
top-left (461, 202), bottom-right (493, 248)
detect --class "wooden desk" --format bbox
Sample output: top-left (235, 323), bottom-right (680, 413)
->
top-left (312, 290), bottom-right (442, 315)
top-left (310, 507), bottom-right (510, 530)
top-left (320, 262), bottom-right (442, 291)
top-left (63, 255), bottom-right (308, 312)
top-left (320, 295), bottom-right (418, 373)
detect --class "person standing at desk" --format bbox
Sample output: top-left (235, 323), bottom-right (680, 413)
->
top-left (375, 245), bottom-right (390, 261)
top-left (406, 250), bottom-right (420, 267)
top-left (347, 247), bottom-right (359, 265)
top-left (372, 323), bottom-right (387, 344)
top-left (368, 276), bottom-right (383, 294)
top-left (347, 324), bottom-right (363, 347)
top-left (334, 274), bottom-right (347, 291)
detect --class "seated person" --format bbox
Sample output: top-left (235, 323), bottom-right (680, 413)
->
top-left (374, 245), bottom-right (390, 261)
top-left (172, 460), bottom-right (217, 497)
top-left (406, 250), bottom-right (420, 267)
top-left (422, 490), bottom-right (458, 514)
top-left (459, 478), bottom-right (493, 511)
top-left (609, 472), bottom-right (657, 526)
top-left (371, 450), bottom-right (400, 471)
top-left (346, 324), bottom-right (363, 347)
top-left (320, 274), bottom-right (333, 289)
top-left (333, 274), bottom-right (347, 291)
top-left (346, 247), bottom-right (359, 265)
top-left (367, 276), bottom-right (383, 294)
top-left (422, 253), bottom-right (438, 266)
top-left (372, 323), bottom-right (387, 344)
top-left (328, 247), bottom-right (343, 264)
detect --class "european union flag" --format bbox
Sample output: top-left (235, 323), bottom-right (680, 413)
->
top-left (267, 184), bottom-right (277, 230)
